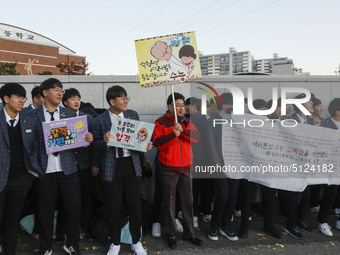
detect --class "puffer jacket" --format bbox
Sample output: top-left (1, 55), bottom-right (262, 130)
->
top-left (153, 113), bottom-right (199, 173)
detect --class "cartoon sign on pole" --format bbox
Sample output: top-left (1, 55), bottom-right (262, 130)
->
top-left (42, 115), bottom-right (89, 154)
top-left (107, 117), bottom-right (155, 152)
top-left (135, 31), bottom-right (202, 88)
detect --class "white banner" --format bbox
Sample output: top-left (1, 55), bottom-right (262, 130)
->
top-left (221, 115), bottom-right (340, 191)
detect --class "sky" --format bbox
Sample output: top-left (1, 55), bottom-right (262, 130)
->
top-left (2, 0), bottom-right (340, 75)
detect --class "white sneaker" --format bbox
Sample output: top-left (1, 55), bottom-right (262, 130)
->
top-left (234, 210), bottom-right (241, 217)
top-left (336, 220), bottom-right (340, 230)
top-left (152, 222), bottom-right (161, 238)
top-left (310, 206), bottom-right (320, 213)
top-left (203, 214), bottom-right (212, 223)
top-left (175, 218), bottom-right (183, 233)
top-left (107, 243), bottom-right (120, 255)
top-left (178, 211), bottom-right (183, 219)
top-left (318, 223), bottom-right (333, 237)
top-left (194, 216), bottom-right (199, 228)
top-left (131, 241), bottom-right (147, 255)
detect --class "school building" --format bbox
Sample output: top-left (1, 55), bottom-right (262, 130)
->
top-left (0, 23), bottom-right (86, 75)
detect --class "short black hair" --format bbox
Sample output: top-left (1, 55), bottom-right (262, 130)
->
top-left (62, 88), bottom-right (81, 107)
top-left (0, 83), bottom-right (26, 104)
top-left (209, 96), bottom-right (222, 110)
top-left (220, 93), bottom-right (233, 105)
top-left (106, 85), bottom-right (127, 106)
top-left (312, 98), bottom-right (322, 107)
top-left (328, 98), bottom-right (340, 117)
top-left (167, 92), bottom-right (185, 105)
top-left (253, 99), bottom-right (267, 110)
top-left (40, 78), bottom-right (63, 98)
top-left (31, 86), bottom-right (41, 100)
top-left (267, 98), bottom-right (282, 109)
top-left (179, 45), bottom-right (196, 59)
top-left (293, 93), bottom-right (310, 112)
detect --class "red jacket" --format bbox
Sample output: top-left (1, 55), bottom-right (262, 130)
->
top-left (153, 113), bottom-right (199, 173)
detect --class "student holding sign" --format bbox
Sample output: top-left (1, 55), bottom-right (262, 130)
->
top-left (0, 83), bottom-right (37, 255)
top-left (29, 78), bottom-right (93, 255)
top-left (92, 85), bottom-right (152, 255)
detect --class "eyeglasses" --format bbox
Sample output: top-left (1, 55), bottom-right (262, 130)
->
top-left (11, 95), bottom-right (27, 102)
top-left (116, 96), bottom-right (130, 102)
top-left (50, 88), bottom-right (64, 94)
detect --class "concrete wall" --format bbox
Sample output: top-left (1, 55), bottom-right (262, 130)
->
top-left (1, 74), bottom-right (340, 121)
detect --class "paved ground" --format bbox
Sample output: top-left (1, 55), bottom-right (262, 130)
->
top-left (14, 210), bottom-right (340, 255)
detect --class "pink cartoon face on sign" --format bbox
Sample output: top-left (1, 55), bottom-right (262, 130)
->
top-left (137, 128), bottom-right (148, 143)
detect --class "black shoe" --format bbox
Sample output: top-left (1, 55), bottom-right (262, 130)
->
top-left (284, 226), bottom-right (304, 239)
top-left (63, 244), bottom-right (80, 255)
top-left (238, 226), bottom-right (248, 239)
top-left (208, 228), bottom-right (218, 241)
top-left (167, 237), bottom-right (177, 249)
top-left (297, 222), bottom-right (312, 232)
top-left (184, 235), bottom-right (202, 246)
top-left (81, 229), bottom-right (93, 242)
top-left (264, 225), bottom-right (282, 239)
top-left (39, 250), bottom-right (52, 255)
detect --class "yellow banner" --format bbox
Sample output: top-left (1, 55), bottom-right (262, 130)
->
top-left (135, 31), bottom-right (202, 88)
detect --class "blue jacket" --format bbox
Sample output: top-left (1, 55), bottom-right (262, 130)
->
top-left (321, 117), bottom-right (338, 130)
top-left (92, 109), bottom-right (142, 181)
top-left (29, 105), bottom-right (78, 176)
top-left (0, 110), bottom-right (38, 191)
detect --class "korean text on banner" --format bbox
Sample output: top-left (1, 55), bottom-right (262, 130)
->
top-left (107, 117), bottom-right (155, 152)
top-left (220, 115), bottom-right (340, 192)
top-left (135, 31), bottom-right (202, 88)
top-left (42, 115), bottom-right (89, 154)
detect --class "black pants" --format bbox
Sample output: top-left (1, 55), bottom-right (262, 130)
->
top-left (78, 167), bottom-right (93, 231)
top-left (280, 186), bottom-right (310, 228)
top-left (318, 185), bottom-right (339, 223)
top-left (37, 172), bottom-right (81, 251)
top-left (211, 178), bottom-right (239, 231)
top-left (152, 166), bottom-right (163, 223)
top-left (239, 180), bottom-right (257, 229)
top-left (103, 157), bottom-right (142, 245)
top-left (261, 185), bottom-right (277, 228)
top-left (159, 170), bottom-right (194, 239)
top-left (0, 173), bottom-right (32, 255)
top-left (310, 184), bottom-right (322, 207)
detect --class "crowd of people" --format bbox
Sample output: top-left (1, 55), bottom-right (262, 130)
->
top-left (0, 79), bottom-right (340, 255)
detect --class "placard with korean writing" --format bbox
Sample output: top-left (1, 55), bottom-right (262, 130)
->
top-left (135, 31), bottom-right (202, 88)
top-left (107, 117), bottom-right (155, 152)
top-left (42, 115), bottom-right (89, 154)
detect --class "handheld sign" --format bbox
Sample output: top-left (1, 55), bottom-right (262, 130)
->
top-left (42, 115), bottom-right (89, 154)
top-left (135, 31), bottom-right (202, 88)
top-left (107, 117), bottom-right (155, 152)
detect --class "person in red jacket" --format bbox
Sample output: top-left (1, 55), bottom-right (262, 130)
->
top-left (153, 92), bottom-right (202, 249)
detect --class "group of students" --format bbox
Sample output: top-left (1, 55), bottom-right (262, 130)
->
top-left (1, 79), bottom-right (340, 255)
top-left (158, 92), bottom-right (340, 245)
top-left (0, 79), bottom-right (153, 255)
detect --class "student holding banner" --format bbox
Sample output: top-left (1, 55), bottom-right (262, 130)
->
top-left (153, 93), bottom-right (202, 250)
top-left (0, 83), bottom-right (37, 255)
top-left (29, 78), bottom-right (93, 255)
top-left (92, 85), bottom-right (151, 255)
top-left (62, 88), bottom-right (95, 241)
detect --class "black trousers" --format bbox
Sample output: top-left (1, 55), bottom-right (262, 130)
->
top-left (239, 180), bottom-right (257, 229)
top-left (37, 172), bottom-right (81, 251)
top-left (318, 185), bottom-right (339, 223)
top-left (152, 166), bottom-right (163, 223)
top-left (0, 173), bottom-right (32, 255)
top-left (211, 178), bottom-right (239, 231)
top-left (78, 167), bottom-right (93, 231)
top-left (159, 170), bottom-right (194, 239)
top-left (261, 185), bottom-right (277, 228)
top-left (310, 184), bottom-right (322, 207)
top-left (279, 186), bottom-right (310, 228)
top-left (103, 157), bottom-right (142, 245)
